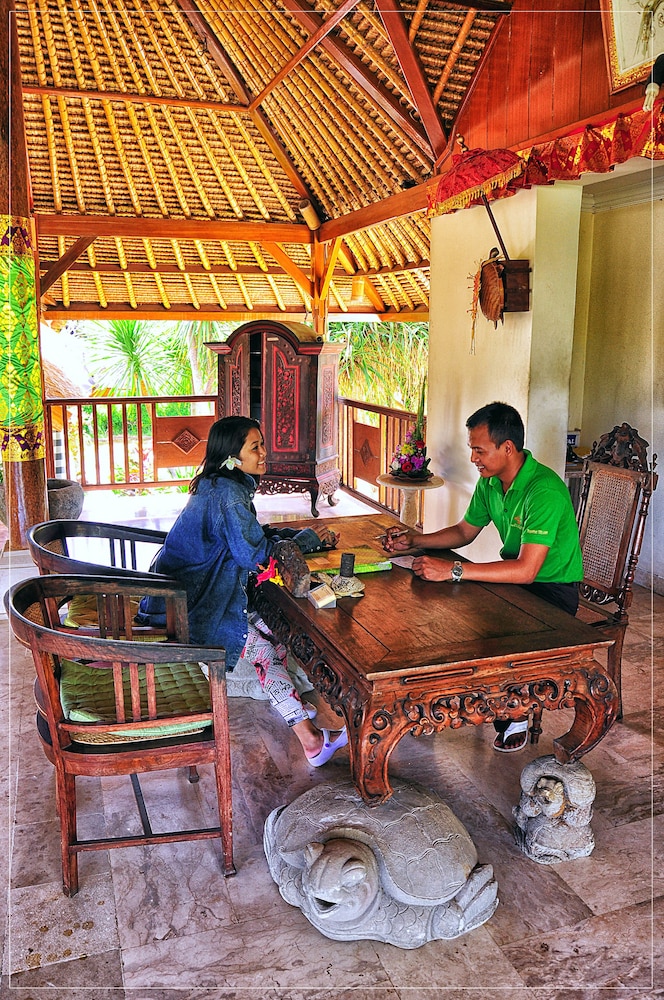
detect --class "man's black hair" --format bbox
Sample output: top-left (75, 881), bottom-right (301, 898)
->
top-left (466, 401), bottom-right (525, 452)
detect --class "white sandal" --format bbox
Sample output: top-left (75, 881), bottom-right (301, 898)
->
top-left (493, 719), bottom-right (528, 753)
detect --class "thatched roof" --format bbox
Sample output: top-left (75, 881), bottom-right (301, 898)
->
top-left (16, 0), bottom-right (515, 323)
top-left (14, 1), bottom-right (656, 325)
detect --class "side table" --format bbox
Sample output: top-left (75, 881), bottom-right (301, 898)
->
top-left (376, 473), bottom-right (445, 527)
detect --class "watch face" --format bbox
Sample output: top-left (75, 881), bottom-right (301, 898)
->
top-left (452, 563), bottom-right (463, 581)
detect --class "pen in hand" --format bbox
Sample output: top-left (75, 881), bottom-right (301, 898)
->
top-left (374, 529), bottom-right (409, 541)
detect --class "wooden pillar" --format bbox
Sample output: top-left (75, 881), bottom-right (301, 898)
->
top-left (0, 2), bottom-right (48, 548)
top-left (311, 233), bottom-right (329, 340)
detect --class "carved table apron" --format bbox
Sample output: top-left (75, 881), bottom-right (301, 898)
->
top-left (253, 514), bottom-right (617, 805)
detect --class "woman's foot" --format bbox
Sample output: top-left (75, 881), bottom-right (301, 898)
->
top-left (306, 727), bottom-right (348, 767)
top-left (493, 718), bottom-right (529, 753)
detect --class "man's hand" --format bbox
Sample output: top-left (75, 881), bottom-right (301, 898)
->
top-left (381, 527), bottom-right (415, 552)
top-left (411, 555), bottom-right (454, 581)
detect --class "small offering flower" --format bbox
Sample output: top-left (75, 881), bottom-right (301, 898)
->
top-left (390, 380), bottom-right (432, 480)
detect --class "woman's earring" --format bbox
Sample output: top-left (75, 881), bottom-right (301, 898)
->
top-left (221, 455), bottom-right (242, 470)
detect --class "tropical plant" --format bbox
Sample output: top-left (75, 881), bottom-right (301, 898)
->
top-left (328, 321), bottom-right (428, 412)
top-left (80, 320), bottom-right (178, 396)
top-left (78, 319), bottom-right (232, 397)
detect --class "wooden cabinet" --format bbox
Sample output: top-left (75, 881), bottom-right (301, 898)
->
top-left (207, 320), bottom-right (341, 516)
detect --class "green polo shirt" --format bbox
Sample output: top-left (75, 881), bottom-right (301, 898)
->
top-left (464, 450), bottom-right (583, 584)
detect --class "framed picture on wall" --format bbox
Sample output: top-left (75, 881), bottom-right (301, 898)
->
top-left (600, 1), bottom-right (663, 92)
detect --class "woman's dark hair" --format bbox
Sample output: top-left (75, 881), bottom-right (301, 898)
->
top-left (466, 401), bottom-right (525, 452)
top-left (190, 416), bottom-right (262, 494)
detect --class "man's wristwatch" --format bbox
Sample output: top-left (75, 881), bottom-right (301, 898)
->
top-left (451, 561), bottom-right (464, 583)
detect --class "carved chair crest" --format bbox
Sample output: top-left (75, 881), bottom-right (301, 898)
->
top-left (587, 422), bottom-right (656, 474)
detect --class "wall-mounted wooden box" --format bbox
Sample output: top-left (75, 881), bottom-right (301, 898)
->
top-left (502, 259), bottom-right (531, 313)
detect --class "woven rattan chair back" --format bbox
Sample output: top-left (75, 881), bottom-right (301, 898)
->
top-left (6, 574), bottom-right (234, 896)
top-left (576, 423), bottom-right (658, 717)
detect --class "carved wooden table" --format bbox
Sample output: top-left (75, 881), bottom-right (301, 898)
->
top-left (253, 514), bottom-right (618, 805)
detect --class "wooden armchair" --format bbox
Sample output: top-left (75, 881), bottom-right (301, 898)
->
top-left (6, 573), bottom-right (234, 896)
top-left (576, 423), bottom-right (658, 718)
top-left (27, 519), bottom-right (168, 577)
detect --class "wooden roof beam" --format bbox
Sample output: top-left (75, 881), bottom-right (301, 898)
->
top-left (250, 0), bottom-right (361, 110)
top-left (319, 179), bottom-right (431, 242)
top-left (35, 214), bottom-right (312, 243)
top-left (281, 0), bottom-right (432, 157)
top-left (22, 84), bottom-right (247, 114)
top-left (40, 235), bottom-right (96, 296)
top-left (42, 304), bottom-right (429, 321)
top-left (262, 242), bottom-right (313, 297)
top-left (375, 0), bottom-right (447, 159)
top-left (176, 0), bottom-right (313, 200)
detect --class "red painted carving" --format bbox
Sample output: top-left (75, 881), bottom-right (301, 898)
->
top-left (273, 349), bottom-right (299, 453)
top-left (321, 366), bottom-right (334, 447)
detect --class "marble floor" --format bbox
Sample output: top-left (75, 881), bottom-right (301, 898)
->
top-left (1, 488), bottom-right (662, 999)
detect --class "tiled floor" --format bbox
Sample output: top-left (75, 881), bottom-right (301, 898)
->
top-left (1, 488), bottom-right (662, 998)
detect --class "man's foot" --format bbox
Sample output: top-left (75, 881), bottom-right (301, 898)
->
top-left (493, 719), bottom-right (529, 753)
top-left (306, 727), bottom-right (348, 767)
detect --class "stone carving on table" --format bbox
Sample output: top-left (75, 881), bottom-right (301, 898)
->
top-left (513, 755), bottom-right (596, 864)
top-left (263, 778), bottom-right (498, 949)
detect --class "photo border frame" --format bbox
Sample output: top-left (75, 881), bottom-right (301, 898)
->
top-left (600, 1), bottom-right (659, 93)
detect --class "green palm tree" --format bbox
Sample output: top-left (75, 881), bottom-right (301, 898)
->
top-left (82, 319), bottom-right (177, 396)
top-left (328, 321), bottom-right (428, 411)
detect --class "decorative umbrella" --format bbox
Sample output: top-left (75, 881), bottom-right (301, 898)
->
top-left (429, 135), bottom-right (548, 259)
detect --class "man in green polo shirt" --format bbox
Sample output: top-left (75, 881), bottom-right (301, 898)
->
top-left (383, 401), bottom-right (583, 752)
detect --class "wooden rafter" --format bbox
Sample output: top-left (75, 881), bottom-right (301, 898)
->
top-left (262, 242), bottom-right (313, 297)
top-left (35, 215), bottom-right (311, 243)
top-left (319, 179), bottom-right (431, 242)
top-left (433, 9), bottom-right (478, 106)
top-left (375, 0), bottom-right (446, 158)
top-left (281, 0), bottom-right (432, 156)
top-left (176, 0), bottom-right (313, 200)
top-left (22, 84), bottom-right (247, 114)
top-left (40, 235), bottom-right (96, 296)
top-left (249, 0), bottom-right (361, 111)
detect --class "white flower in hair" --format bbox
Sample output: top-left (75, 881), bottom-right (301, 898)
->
top-left (221, 455), bottom-right (242, 470)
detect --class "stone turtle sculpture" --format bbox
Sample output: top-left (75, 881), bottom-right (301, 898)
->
top-left (263, 778), bottom-right (498, 949)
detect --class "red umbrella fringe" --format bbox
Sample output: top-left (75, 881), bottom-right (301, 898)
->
top-left (429, 103), bottom-right (664, 216)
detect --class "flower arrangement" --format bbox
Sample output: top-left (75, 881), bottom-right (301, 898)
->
top-left (390, 380), bottom-right (431, 479)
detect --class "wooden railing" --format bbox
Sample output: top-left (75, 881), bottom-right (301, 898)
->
top-left (338, 396), bottom-right (425, 522)
top-left (44, 394), bottom-right (425, 522)
top-left (44, 395), bottom-right (216, 490)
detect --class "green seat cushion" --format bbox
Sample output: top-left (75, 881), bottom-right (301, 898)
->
top-left (59, 658), bottom-right (211, 744)
top-left (64, 594), bottom-right (165, 642)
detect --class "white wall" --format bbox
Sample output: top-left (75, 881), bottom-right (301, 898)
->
top-left (427, 184), bottom-right (582, 563)
top-left (576, 197), bottom-right (663, 592)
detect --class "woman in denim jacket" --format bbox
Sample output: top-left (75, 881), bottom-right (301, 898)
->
top-left (139, 416), bottom-right (347, 767)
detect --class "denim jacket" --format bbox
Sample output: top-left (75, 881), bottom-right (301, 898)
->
top-left (137, 473), bottom-right (321, 670)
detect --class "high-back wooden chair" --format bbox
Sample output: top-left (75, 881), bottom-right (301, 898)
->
top-left (6, 574), bottom-right (234, 897)
top-left (27, 519), bottom-right (173, 633)
top-left (27, 519), bottom-right (168, 577)
top-left (576, 422), bottom-right (658, 718)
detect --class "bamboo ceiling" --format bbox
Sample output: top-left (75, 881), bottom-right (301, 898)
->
top-left (15, 0), bottom-right (512, 323)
